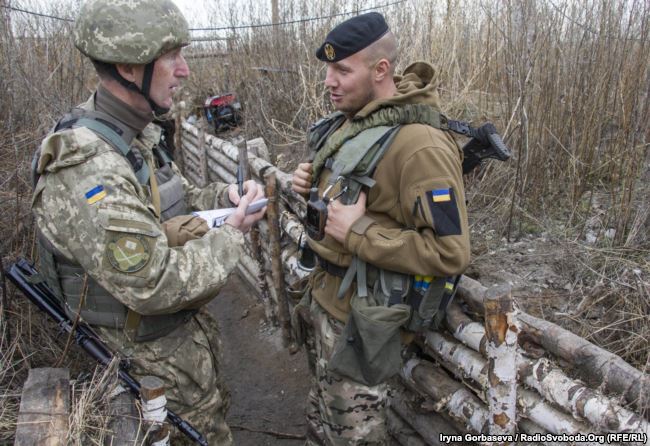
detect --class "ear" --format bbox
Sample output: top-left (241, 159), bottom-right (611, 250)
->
top-left (115, 63), bottom-right (139, 83)
top-left (374, 58), bottom-right (391, 82)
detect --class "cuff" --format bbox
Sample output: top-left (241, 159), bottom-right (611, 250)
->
top-left (216, 184), bottom-right (233, 208)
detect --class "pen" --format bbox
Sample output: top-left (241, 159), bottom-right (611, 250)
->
top-left (236, 165), bottom-right (244, 197)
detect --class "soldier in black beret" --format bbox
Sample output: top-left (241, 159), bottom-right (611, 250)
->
top-left (293, 10), bottom-right (470, 446)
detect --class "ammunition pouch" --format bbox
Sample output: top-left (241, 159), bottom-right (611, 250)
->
top-left (403, 276), bottom-right (454, 332)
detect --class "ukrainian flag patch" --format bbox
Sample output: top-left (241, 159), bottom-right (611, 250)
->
top-left (85, 185), bottom-right (107, 205)
top-left (431, 188), bottom-right (451, 202)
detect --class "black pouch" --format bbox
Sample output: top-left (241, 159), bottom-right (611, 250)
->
top-left (403, 277), bottom-right (449, 332)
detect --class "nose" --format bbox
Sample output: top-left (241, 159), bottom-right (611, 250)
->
top-left (324, 65), bottom-right (337, 89)
top-left (176, 53), bottom-right (190, 78)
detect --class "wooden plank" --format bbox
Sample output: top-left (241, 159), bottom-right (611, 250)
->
top-left (104, 390), bottom-right (142, 446)
top-left (15, 368), bottom-right (70, 446)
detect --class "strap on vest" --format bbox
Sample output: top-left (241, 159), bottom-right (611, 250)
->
top-left (146, 157), bottom-right (162, 219)
top-left (124, 309), bottom-right (143, 342)
top-left (63, 116), bottom-right (151, 186)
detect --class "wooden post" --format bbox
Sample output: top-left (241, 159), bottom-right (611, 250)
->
top-left (484, 284), bottom-right (517, 442)
top-left (264, 171), bottom-right (294, 348)
top-left (197, 125), bottom-right (208, 187)
top-left (15, 368), bottom-right (70, 446)
top-left (237, 138), bottom-right (276, 324)
top-left (140, 376), bottom-right (169, 445)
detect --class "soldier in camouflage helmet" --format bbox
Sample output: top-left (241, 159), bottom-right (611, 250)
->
top-left (32, 1), bottom-right (266, 444)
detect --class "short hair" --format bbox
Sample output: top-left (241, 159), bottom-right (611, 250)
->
top-left (90, 59), bottom-right (115, 80)
top-left (363, 31), bottom-right (398, 74)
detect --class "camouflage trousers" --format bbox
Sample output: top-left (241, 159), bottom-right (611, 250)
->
top-left (305, 298), bottom-right (389, 446)
top-left (100, 307), bottom-right (232, 446)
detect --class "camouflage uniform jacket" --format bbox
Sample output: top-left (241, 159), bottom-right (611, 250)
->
top-left (32, 92), bottom-right (245, 316)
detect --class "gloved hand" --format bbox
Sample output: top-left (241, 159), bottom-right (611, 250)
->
top-left (162, 215), bottom-right (210, 247)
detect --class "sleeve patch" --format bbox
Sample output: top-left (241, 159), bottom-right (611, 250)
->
top-left (85, 185), bottom-right (107, 204)
top-left (426, 187), bottom-right (461, 236)
top-left (105, 233), bottom-right (152, 273)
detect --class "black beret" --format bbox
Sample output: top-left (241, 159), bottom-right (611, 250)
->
top-left (316, 12), bottom-right (389, 62)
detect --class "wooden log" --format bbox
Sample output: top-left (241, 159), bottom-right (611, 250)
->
top-left (247, 137), bottom-right (271, 161)
top-left (207, 158), bottom-right (237, 184)
top-left (206, 146), bottom-right (238, 176)
top-left (521, 359), bottom-right (650, 436)
top-left (104, 387), bottom-right (142, 446)
top-left (445, 300), bottom-right (486, 354)
top-left (197, 126), bottom-right (209, 187)
top-left (484, 284), bottom-right (518, 438)
top-left (387, 408), bottom-right (428, 446)
top-left (265, 172), bottom-right (293, 346)
top-left (181, 131), bottom-right (201, 150)
top-left (401, 358), bottom-right (489, 433)
top-left (240, 251), bottom-right (277, 321)
top-left (442, 306), bottom-right (649, 435)
top-left (458, 276), bottom-right (649, 414)
top-left (15, 368), bottom-right (70, 446)
top-left (280, 211), bottom-right (304, 246)
top-left (390, 386), bottom-right (464, 446)
top-left (423, 331), bottom-right (599, 435)
top-left (181, 142), bottom-right (200, 163)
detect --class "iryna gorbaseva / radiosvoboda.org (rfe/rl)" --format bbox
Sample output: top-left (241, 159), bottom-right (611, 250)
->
top-left (439, 433), bottom-right (648, 444)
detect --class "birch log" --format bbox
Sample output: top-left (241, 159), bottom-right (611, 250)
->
top-left (423, 331), bottom-right (594, 434)
top-left (265, 172), bottom-right (293, 345)
top-left (458, 276), bottom-right (649, 414)
top-left (484, 284), bottom-right (518, 437)
top-left (444, 304), bottom-right (649, 435)
top-left (206, 146), bottom-right (238, 175)
top-left (401, 358), bottom-right (490, 433)
top-left (387, 408), bottom-right (429, 446)
top-left (207, 158), bottom-right (236, 184)
top-left (390, 390), bottom-right (463, 446)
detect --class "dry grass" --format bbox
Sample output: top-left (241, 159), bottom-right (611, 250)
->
top-left (0, 0), bottom-right (648, 441)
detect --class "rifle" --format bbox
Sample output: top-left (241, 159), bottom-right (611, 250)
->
top-left (5, 258), bottom-right (208, 446)
top-left (446, 121), bottom-right (512, 174)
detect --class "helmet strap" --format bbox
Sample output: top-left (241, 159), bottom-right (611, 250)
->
top-left (140, 60), bottom-right (171, 116)
top-left (107, 60), bottom-right (170, 117)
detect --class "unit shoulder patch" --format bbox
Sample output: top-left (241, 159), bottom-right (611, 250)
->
top-left (105, 232), bottom-right (151, 273)
top-left (426, 187), bottom-right (461, 236)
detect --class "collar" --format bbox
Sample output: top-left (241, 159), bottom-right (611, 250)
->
top-left (95, 84), bottom-right (152, 142)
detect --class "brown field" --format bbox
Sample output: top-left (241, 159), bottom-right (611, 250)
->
top-left (0, 0), bottom-right (648, 443)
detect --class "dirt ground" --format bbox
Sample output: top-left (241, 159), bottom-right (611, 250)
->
top-left (208, 276), bottom-right (310, 446)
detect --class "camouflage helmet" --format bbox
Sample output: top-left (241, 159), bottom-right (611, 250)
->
top-left (74, 0), bottom-right (190, 64)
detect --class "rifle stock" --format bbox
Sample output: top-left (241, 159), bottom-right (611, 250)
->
top-left (6, 258), bottom-right (208, 446)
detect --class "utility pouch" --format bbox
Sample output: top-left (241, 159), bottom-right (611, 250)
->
top-left (328, 291), bottom-right (410, 386)
top-left (403, 277), bottom-right (453, 332)
top-left (290, 274), bottom-right (315, 347)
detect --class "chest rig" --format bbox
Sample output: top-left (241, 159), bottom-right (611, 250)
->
top-left (307, 104), bottom-right (462, 332)
top-left (33, 108), bottom-right (193, 342)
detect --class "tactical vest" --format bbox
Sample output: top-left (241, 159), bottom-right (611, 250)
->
top-left (33, 108), bottom-right (193, 342)
top-left (308, 104), bottom-right (462, 331)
